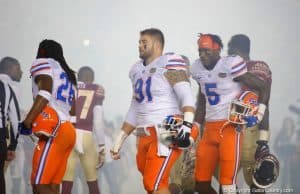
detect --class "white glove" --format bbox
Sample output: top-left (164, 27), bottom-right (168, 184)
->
top-left (96, 145), bottom-right (105, 169)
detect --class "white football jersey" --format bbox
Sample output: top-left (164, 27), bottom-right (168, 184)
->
top-left (191, 55), bottom-right (247, 121)
top-left (30, 58), bottom-right (76, 121)
top-left (128, 53), bottom-right (188, 126)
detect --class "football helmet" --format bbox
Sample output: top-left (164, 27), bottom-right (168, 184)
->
top-left (32, 105), bottom-right (60, 137)
top-left (252, 153), bottom-right (280, 188)
top-left (228, 91), bottom-right (258, 124)
top-left (158, 114), bottom-right (183, 147)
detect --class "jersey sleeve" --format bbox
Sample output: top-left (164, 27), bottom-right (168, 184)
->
top-left (165, 54), bottom-right (188, 71)
top-left (247, 61), bottom-right (272, 85)
top-left (95, 84), bottom-right (105, 105)
top-left (228, 55), bottom-right (247, 78)
top-left (30, 58), bottom-right (53, 77)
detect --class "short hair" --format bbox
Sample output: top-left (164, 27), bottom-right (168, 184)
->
top-left (0, 57), bottom-right (20, 73)
top-left (140, 28), bottom-right (165, 49)
top-left (229, 34), bottom-right (250, 54)
top-left (78, 66), bottom-right (94, 81)
top-left (199, 33), bottom-right (223, 49)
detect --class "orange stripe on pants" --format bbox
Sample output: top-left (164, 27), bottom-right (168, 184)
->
top-left (136, 127), bottom-right (182, 192)
top-left (31, 121), bottom-right (76, 184)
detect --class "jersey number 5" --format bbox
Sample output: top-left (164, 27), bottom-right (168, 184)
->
top-left (56, 72), bottom-right (75, 105)
top-left (205, 83), bottom-right (220, 105)
top-left (134, 77), bottom-right (152, 103)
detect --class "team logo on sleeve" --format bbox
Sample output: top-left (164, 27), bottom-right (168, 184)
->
top-left (218, 72), bottom-right (227, 78)
top-left (150, 67), bottom-right (156, 74)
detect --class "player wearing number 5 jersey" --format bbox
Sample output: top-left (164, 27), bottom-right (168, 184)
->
top-left (62, 66), bottom-right (105, 194)
top-left (190, 34), bottom-right (269, 194)
top-left (19, 40), bottom-right (76, 194)
top-left (110, 28), bottom-right (198, 194)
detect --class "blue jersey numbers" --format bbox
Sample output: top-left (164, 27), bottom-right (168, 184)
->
top-left (205, 83), bottom-right (220, 105)
top-left (134, 77), bottom-right (152, 103)
top-left (56, 72), bottom-right (75, 105)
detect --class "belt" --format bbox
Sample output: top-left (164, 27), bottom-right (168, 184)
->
top-left (133, 124), bottom-right (162, 137)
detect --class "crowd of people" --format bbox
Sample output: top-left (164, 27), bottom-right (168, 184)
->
top-left (1, 28), bottom-right (299, 194)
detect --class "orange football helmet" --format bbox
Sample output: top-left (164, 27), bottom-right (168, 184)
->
top-left (228, 91), bottom-right (258, 125)
top-left (32, 105), bottom-right (60, 137)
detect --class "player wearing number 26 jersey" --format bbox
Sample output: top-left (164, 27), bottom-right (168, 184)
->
top-left (191, 34), bottom-right (269, 194)
top-left (20, 40), bottom-right (76, 194)
top-left (62, 66), bottom-right (105, 194)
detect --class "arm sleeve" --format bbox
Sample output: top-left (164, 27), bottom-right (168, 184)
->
top-left (173, 81), bottom-right (196, 108)
top-left (124, 97), bottom-right (137, 126)
top-left (229, 56), bottom-right (247, 78)
top-left (93, 105), bottom-right (105, 146)
top-left (8, 86), bottom-right (21, 150)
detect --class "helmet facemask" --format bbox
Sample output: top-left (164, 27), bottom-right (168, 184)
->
top-left (158, 114), bottom-right (183, 147)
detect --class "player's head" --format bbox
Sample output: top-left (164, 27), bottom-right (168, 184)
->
top-left (0, 56), bottom-right (23, 82)
top-left (36, 39), bottom-right (77, 85)
top-left (78, 66), bottom-right (94, 84)
top-left (139, 28), bottom-right (164, 60)
top-left (228, 34), bottom-right (250, 60)
top-left (197, 33), bottom-right (223, 68)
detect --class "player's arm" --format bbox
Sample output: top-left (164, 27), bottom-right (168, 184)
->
top-left (110, 97), bottom-right (137, 160)
top-left (23, 75), bottom-right (53, 128)
top-left (92, 90), bottom-right (107, 168)
top-left (7, 86), bottom-right (21, 153)
top-left (234, 72), bottom-right (269, 129)
top-left (234, 72), bottom-right (270, 105)
top-left (194, 85), bottom-right (206, 126)
top-left (69, 90), bottom-right (76, 125)
top-left (164, 69), bottom-right (196, 148)
top-left (234, 72), bottom-right (271, 157)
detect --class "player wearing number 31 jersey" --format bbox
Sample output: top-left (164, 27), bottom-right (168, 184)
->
top-left (190, 34), bottom-right (269, 194)
top-left (110, 28), bottom-right (198, 194)
top-left (20, 40), bottom-right (76, 194)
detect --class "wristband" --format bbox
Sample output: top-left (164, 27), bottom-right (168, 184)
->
top-left (38, 90), bottom-right (52, 101)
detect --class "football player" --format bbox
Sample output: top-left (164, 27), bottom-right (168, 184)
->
top-left (19, 39), bottom-right (77, 194)
top-left (62, 66), bottom-right (105, 194)
top-left (191, 33), bottom-right (269, 194)
top-left (110, 28), bottom-right (197, 194)
top-left (227, 34), bottom-right (273, 193)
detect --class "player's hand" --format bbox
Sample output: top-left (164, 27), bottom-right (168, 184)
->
top-left (243, 115), bottom-right (259, 127)
top-left (255, 140), bottom-right (270, 160)
top-left (18, 122), bottom-right (32, 136)
top-left (6, 150), bottom-right (16, 161)
top-left (110, 149), bottom-right (121, 160)
top-left (96, 146), bottom-right (105, 169)
top-left (175, 122), bottom-right (193, 149)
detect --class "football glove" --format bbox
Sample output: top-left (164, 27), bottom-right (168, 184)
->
top-left (244, 115), bottom-right (259, 128)
top-left (174, 121), bottom-right (193, 149)
top-left (96, 145), bottom-right (105, 169)
top-left (255, 140), bottom-right (270, 160)
top-left (18, 122), bottom-right (32, 136)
